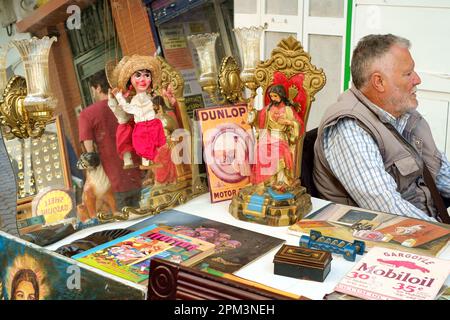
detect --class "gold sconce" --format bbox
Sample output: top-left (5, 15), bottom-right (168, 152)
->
top-left (0, 36), bottom-right (57, 139)
top-left (188, 25), bottom-right (265, 105)
top-left (187, 32), bottom-right (224, 104)
top-left (233, 25), bottom-right (265, 99)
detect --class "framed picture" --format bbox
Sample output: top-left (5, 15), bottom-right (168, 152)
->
top-left (4, 115), bottom-right (72, 205)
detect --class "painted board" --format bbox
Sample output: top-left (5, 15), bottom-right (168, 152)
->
top-left (0, 230), bottom-right (145, 300)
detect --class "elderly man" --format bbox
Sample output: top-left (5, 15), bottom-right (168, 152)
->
top-left (313, 34), bottom-right (450, 223)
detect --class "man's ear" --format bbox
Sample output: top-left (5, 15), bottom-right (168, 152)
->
top-left (370, 72), bottom-right (385, 93)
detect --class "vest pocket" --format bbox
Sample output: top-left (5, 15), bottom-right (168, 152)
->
top-left (393, 156), bottom-right (420, 176)
top-left (390, 156), bottom-right (421, 196)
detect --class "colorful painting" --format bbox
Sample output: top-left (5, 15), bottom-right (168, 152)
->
top-left (128, 209), bottom-right (285, 273)
top-left (72, 224), bottom-right (215, 284)
top-left (0, 230), bottom-right (145, 300)
top-left (377, 219), bottom-right (450, 247)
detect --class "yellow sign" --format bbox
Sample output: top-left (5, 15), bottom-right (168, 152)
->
top-left (35, 190), bottom-right (73, 224)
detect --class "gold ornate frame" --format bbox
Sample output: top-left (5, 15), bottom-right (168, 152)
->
top-left (155, 56), bottom-right (191, 131)
top-left (156, 56), bottom-right (206, 195)
top-left (254, 36), bottom-right (326, 178)
top-left (0, 76), bottom-right (29, 139)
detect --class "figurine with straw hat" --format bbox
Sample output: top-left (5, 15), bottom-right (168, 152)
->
top-left (107, 55), bottom-right (166, 169)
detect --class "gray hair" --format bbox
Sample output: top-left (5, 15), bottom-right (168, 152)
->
top-left (351, 34), bottom-right (410, 89)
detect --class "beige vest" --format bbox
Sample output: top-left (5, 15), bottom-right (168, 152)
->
top-left (313, 87), bottom-right (442, 218)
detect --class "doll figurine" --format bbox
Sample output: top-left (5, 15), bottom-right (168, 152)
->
top-left (110, 55), bottom-right (166, 168)
top-left (107, 91), bottom-right (136, 168)
top-left (106, 56), bottom-right (136, 169)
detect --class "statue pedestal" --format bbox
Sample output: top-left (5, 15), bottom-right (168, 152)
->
top-left (229, 183), bottom-right (312, 226)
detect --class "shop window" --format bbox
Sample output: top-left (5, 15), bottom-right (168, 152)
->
top-left (148, 0), bottom-right (238, 117)
top-left (309, 0), bottom-right (344, 18)
top-left (265, 0), bottom-right (298, 15)
top-left (66, 0), bottom-right (121, 107)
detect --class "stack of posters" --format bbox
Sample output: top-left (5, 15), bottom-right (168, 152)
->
top-left (128, 209), bottom-right (285, 274)
top-left (288, 203), bottom-right (450, 257)
top-left (73, 224), bottom-right (215, 284)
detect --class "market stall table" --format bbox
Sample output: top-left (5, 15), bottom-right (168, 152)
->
top-left (45, 193), bottom-right (450, 300)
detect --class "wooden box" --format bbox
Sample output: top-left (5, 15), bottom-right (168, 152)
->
top-left (273, 244), bottom-right (332, 282)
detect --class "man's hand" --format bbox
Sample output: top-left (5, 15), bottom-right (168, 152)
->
top-left (111, 87), bottom-right (120, 96)
top-left (277, 117), bottom-right (293, 126)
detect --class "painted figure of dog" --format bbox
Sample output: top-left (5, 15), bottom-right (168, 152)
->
top-left (76, 152), bottom-right (118, 222)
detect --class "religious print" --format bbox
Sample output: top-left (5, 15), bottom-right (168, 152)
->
top-left (0, 230), bottom-right (145, 300)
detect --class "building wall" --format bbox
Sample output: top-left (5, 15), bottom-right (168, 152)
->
top-left (110, 0), bottom-right (156, 56)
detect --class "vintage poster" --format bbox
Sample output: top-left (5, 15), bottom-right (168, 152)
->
top-left (128, 209), bottom-right (285, 273)
top-left (288, 203), bottom-right (450, 257)
top-left (196, 104), bottom-right (254, 202)
top-left (335, 247), bottom-right (450, 300)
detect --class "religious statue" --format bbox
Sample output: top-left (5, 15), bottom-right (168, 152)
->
top-left (229, 36), bottom-right (326, 227)
top-left (247, 84), bottom-right (303, 191)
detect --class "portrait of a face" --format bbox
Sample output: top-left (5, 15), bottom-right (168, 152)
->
top-left (269, 92), bottom-right (281, 104)
top-left (12, 270), bottom-right (39, 300)
top-left (5, 254), bottom-right (49, 300)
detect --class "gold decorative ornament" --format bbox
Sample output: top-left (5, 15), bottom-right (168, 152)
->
top-left (218, 56), bottom-right (245, 103)
top-left (155, 56), bottom-right (190, 131)
top-left (0, 36), bottom-right (57, 139)
top-left (189, 26), bottom-right (266, 104)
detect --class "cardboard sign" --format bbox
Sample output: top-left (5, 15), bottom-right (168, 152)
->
top-left (196, 104), bottom-right (254, 202)
top-left (33, 188), bottom-right (75, 225)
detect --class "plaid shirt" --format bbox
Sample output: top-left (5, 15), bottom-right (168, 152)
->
top-left (323, 105), bottom-right (450, 222)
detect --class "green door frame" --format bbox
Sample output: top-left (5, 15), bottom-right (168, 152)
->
top-left (343, 0), bottom-right (354, 91)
